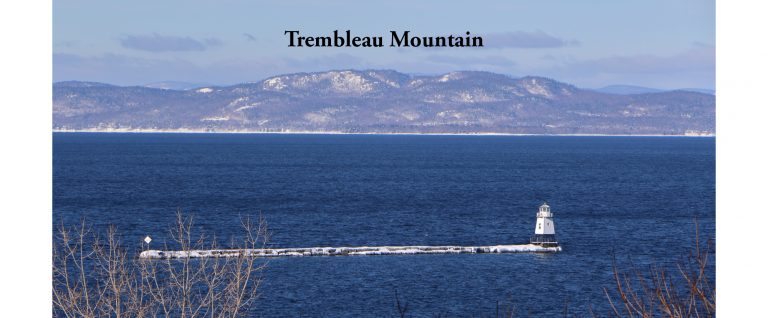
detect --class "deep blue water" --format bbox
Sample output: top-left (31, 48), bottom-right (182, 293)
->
top-left (53, 133), bottom-right (715, 317)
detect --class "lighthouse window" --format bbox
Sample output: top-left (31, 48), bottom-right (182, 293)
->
top-left (538, 224), bottom-right (541, 229)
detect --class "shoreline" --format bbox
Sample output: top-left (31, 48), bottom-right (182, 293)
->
top-left (52, 129), bottom-right (715, 137)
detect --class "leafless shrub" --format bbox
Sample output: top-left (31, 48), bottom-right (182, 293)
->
top-left (604, 223), bottom-right (715, 318)
top-left (52, 211), bottom-right (269, 318)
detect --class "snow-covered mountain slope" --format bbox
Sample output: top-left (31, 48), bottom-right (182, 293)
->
top-left (53, 70), bottom-right (715, 135)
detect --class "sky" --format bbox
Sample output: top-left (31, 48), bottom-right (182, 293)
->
top-left (53, 0), bottom-right (715, 90)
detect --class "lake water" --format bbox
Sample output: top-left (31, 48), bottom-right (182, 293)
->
top-left (53, 133), bottom-right (715, 317)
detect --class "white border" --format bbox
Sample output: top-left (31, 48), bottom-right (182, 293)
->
top-left (717, 1), bottom-right (768, 316)
top-left (0, 1), bottom-right (52, 315)
top-left (1, 0), bottom-right (765, 316)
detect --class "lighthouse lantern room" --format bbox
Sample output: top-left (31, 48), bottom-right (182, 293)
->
top-left (530, 203), bottom-right (558, 247)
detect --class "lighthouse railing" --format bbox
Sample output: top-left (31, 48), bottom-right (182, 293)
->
top-left (530, 234), bottom-right (557, 244)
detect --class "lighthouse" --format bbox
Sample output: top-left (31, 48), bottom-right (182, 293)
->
top-left (530, 203), bottom-right (558, 247)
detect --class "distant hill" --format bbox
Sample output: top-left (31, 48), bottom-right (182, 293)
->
top-left (676, 88), bottom-right (715, 95)
top-left (53, 70), bottom-right (715, 135)
top-left (592, 85), bottom-right (663, 95)
top-left (593, 85), bottom-right (714, 96)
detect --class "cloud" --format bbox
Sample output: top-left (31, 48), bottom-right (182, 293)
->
top-left (119, 34), bottom-right (223, 52)
top-left (55, 40), bottom-right (78, 48)
top-left (483, 31), bottom-right (578, 48)
top-left (53, 53), bottom-right (370, 85)
top-left (282, 53), bottom-right (365, 69)
top-left (242, 33), bottom-right (258, 42)
top-left (54, 53), bottom-right (200, 84)
top-left (202, 38), bottom-right (223, 47)
top-left (426, 55), bottom-right (516, 67)
top-left (560, 45), bottom-right (714, 74)
top-left (533, 45), bottom-right (715, 89)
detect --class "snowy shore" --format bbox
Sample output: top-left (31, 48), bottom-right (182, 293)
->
top-left (139, 244), bottom-right (562, 259)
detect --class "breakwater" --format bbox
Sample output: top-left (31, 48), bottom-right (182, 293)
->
top-left (139, 244), bottom-right (561, 259)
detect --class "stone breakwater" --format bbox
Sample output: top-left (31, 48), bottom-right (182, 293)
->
top-left (139, 244), bottom-right (562, 259)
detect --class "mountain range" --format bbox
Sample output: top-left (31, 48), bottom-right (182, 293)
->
top-left (53, 70), bottom-right (715, 135)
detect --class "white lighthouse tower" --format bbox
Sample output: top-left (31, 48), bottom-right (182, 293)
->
top-left (530, 203), bottom-right (558, 246)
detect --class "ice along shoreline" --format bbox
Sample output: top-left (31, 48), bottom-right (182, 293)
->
top-left (139, 244), bottom-right (562, 259)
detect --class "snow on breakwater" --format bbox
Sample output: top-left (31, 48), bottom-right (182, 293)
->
top-left (139, 244), bottom-right (561, 259)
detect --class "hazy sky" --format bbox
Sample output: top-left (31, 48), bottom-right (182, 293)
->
top-left (53, 0), bottom-right (715, 89)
